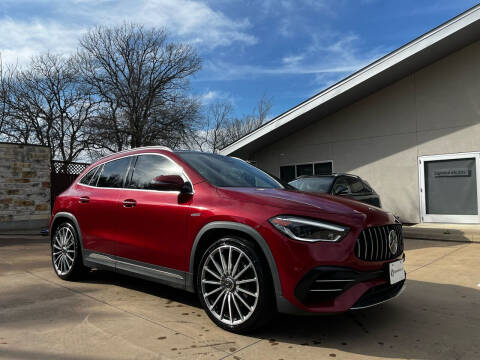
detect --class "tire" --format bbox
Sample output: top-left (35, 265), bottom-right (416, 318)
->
top-left (196, 236), bottom-right (275, 333)
top-left (51, 222), bottom-right (87, 280)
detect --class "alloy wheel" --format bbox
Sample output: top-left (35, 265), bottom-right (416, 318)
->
top-left (200, 243), bottom-right (259, 326)
top-left (52, 225), bottom-right (76, 276)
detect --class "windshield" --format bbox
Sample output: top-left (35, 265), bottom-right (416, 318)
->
top-left (176, 152), bottom-right (283, 189)
top-left (289, 177), bottom-right (334, 193)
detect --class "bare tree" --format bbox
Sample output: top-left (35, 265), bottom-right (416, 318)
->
top-left (189, 100), bottom-right (233, 153)
top-left (191, 95), bottom-right (272, 153)
top-left (77, 23), bottom-right (201, 152)
top-left (0, 56), bottom-right (9, 136)
top-left (0, 54), bottom-right (96, 162)
top-left (224, 95), bottom-right (272, 145)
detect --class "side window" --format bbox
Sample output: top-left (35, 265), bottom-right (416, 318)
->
top-left (129, 155), bottom-right (182, 190)
top-left (79, 166), bottom-right (99, 186)
top-left (347, 177), bottom-right (367, 194)
top-left (332, 177), bottom-right (350, 194)
top-left (289, 179), bottom-right (303, 190)
top-left (97, 157), bottom-right (132, 188)
top-left (280, 165), bottom-right (295, 182)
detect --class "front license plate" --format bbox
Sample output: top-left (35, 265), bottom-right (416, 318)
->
top-left (389, 260), bottom-right (405, 285)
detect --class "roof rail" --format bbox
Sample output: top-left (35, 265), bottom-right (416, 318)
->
top-left (295, 173), bottom-right (360, 179)
top-left (334, 173), bottom-right (360, 178)
top-left (95, 146), bottom-right (173, 162)
top-left (114, 145), bottom-right (172, 156)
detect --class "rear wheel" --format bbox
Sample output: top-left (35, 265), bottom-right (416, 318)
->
top-left (196, 236), bottom-right (274, 333)
top-left (51, 222), bottom-right (87, 280)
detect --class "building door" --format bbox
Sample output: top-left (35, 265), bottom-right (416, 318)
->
top-left (419, 152), bottom-right (480, 223)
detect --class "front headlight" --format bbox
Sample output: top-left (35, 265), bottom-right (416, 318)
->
top-left (269, 216), bottom-right (349, 242)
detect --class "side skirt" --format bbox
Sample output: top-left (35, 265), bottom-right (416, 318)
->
top-left (83, 250), bottom-right (187, 290)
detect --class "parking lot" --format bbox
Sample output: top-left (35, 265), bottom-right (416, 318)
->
top-left (0, 236), bottom-right (479, 360)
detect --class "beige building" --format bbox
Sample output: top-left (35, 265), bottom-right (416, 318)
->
top-left (221, 6), bottom-right (480, 224)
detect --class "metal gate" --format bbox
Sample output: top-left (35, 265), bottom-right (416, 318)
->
top-left (51, 160), bottom-right (89, 210)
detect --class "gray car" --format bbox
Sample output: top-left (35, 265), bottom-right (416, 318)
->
top-left (289, 174), bottom-right (382, 208)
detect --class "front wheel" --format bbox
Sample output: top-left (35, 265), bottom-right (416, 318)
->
top-left (196, 236), bottom-right (274, 333)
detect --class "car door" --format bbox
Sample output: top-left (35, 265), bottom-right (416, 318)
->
top-left (115, 154), bottom-right (191, 271)
top-left (75, 156), bottom-right (133, 256)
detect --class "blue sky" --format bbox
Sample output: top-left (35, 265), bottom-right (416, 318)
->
top-left (0, 0), bottom-right (478, 118)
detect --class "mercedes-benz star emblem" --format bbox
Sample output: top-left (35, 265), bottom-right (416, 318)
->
top-left (388, 230), bottom-right (398, 255)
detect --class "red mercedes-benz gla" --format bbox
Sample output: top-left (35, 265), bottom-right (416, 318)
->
top-left (50, 146), bottom-right (406, 332)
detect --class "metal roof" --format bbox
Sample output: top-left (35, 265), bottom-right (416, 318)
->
top-left (220, 4), bottom-right (480, 158)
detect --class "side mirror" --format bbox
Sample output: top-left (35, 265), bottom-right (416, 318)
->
top-left (333, 185), bottom-right (349, 196)
top-left (151, 175), bottom-right (185, 192)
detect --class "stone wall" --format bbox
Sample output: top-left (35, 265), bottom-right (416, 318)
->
top-left (0, 143), bottom-right (51, 231)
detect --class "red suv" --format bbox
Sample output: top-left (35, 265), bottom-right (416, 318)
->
top-left (50, 147), bottom-right (406, 332)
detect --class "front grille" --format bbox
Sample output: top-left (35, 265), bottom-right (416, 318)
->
top-left (355, 224), bottom-right (403, 261)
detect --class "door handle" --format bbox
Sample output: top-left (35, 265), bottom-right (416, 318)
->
top-left (79, 196), bottom-right (90, 203)
top-left (123, 199), bottom-right (136, 208)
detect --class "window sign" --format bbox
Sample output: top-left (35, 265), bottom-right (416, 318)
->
top-left (434, 168), bottom-right (469, 177)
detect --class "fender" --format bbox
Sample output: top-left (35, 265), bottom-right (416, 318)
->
top-left (187, 221), bottom-right (283, 299)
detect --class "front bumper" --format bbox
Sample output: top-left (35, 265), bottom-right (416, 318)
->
top-left (350, 279), bottom-right (405, 309)
top-left (258, 213), bottom-right (405, 314)
top-left (293, 264), bottom-right (405, 311)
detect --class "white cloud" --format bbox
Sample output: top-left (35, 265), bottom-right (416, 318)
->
top-left (205, 32), bottom-right (385, 81)
top-left (282, 54), bottom-right (304, 65)
top-left (69, 0), bottom-right (257, 48)
top-left (205, 60), bottom-right (360, 80)
top-left (65, 0), bottom-right (257, 48)
top-left (199, 90), bottom-right (235, 105)
top-left (200, 90), bottom-right (221, 103)
top-left (0, 0), bottom-right (256, 65)
top-left (259, 0), bottom-right (330, 14)
top-left (0, 18), bottom-right (85, 66)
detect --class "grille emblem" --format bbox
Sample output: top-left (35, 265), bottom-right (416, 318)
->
top-left (388, 230), bottom-right (398, 255)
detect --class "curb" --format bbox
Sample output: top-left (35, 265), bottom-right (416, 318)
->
top-left (403, 227), bottom-right (480, 243)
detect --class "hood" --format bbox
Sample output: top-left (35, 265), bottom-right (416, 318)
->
top-left (217, 187), bottom-right (393, 223)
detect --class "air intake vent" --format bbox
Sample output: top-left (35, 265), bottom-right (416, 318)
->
top-left (355, 224), bottom-right (403, 261)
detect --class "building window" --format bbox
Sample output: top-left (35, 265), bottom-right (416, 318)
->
top-left (314, 162), bottom-right (332, 175)
top-left (296, 163), bottom-right (314, 177)
top-left (280, 161), bottom-right (333, 182)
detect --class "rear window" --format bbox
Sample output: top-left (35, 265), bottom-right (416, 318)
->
top-left (347, 177), bottom-right (370, 194)
top-left (79, 166), bottom-right (99, 186)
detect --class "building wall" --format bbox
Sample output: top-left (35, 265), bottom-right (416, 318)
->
top-left (0, 143), bottom-right (51, 231)
top-left (253, 40), bottom-right (480, 223)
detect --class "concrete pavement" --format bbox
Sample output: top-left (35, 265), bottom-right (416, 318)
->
top-left (0, 237), bottom-right (479, 360)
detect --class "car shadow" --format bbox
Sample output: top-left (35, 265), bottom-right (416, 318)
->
top-left (254, 279), bottom-right (480, 359)
top-left (81, 270), bottom-right (480, 359)
top-left (82, 269), bottom-right (201, 308)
